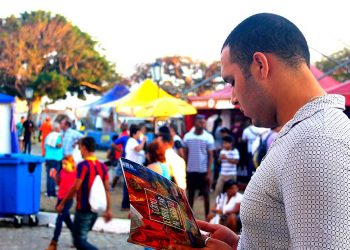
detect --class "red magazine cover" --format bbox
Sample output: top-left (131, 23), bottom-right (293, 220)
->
top-left (120, 158), bottom-right (205, 249)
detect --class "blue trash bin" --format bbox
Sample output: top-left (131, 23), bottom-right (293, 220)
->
top-left (0, 153), bottom-right (44, 227)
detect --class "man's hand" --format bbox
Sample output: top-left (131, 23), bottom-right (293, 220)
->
top-left (171, 238), bottom-right (232, 250)
top-left (220, 154), bottom-right (227, 160)
top-left (170, 220), bottom-right (239, 250)
top-left (56, 201), bottom-right (64, 213)
top-left (197, 220), bottom-right (239, 248)
top-left (205, 172), bottom-right (212, 188)
top-left (49, 168), bottom-right (57, 179)
top-left (103, 209), bottom-right (113, 222)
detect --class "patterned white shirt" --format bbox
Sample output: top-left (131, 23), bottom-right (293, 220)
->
top-left (183, 129), bottom-right (215, 173)
top-left (62, 128), bottom-right (83, 156)
top-left (219, 148), bottom-right (240, 176)
top-left (239, 95), bottom-right (350, 249)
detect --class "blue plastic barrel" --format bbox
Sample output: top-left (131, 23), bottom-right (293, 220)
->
top-left (0, 154), bottom-right (44, 215)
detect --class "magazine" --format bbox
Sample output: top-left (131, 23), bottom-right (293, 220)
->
top-left (120, 158), bottom-right (205, 249)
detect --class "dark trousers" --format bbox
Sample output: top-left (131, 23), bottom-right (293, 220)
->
top-left (72, 211), bottom-right (98, 250)
top-left (23, 139), bottom-right (31, 154)
top-left (121, 182), bottom-right (130, 209)
top-left (46, 160), bottom-right (60, 197)
top-left (53, 199), bottom-right (73, 242)
top-left (247, 153), bottom-right (254, 182)
top-left (186, 172), bottom-right (210, 218)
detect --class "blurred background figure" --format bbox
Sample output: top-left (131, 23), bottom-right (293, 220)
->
top-left (23, 115), bottom-right (35, 154)
top-left (207, 179), bottom-right (242, 233)
top-left (59, 118), bottom-right (83, 159)
top-left (214, 135), bottom-right (240, 197)
top-left (46, 155), bottom-right (76, 250)
top-left (156, 131), bottom-right (187, 190)
top-left (211, 116), bottom-right (223, 190)
top-left (16, 116), bottom-right (25, 152)
top-left (183, 114), bottom-right (215, 219)
top-left (169, 124), bottom-right (185, 158)
top-left (146, 140), bottom-right (170, 179)
top-left (119, 122), bottom-right (129, 137)
top-left (44, 122), bottom-right (63, 198)
top-left (40, 116), bottom-right (52, 156)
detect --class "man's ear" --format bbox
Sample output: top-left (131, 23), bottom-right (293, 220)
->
top-left (252, 52), bottom-right (269, 80)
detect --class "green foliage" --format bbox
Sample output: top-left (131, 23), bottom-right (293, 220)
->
top-left (315, 48), bottom-right (350, 83)
top-left (130, 56), bottom-right (223, 97)
top-left (0, 11), bottom-right (119, 101)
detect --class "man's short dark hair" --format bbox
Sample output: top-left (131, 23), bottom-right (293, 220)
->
top-left (222, 13), bottom-right (310, 76)
top-left (223, 179), bottom-right (238, 193)
top-left (195, 114), bottom-right (206, 120)
top-left (157, 133), bottom-right (173, 144)
top-left (65, 119), bottom-right (72, 128)
top-left (129, 124), bottom-right (139, 137)
top-left (222, 135), bottom-right (234, 144)
top-left (158, 125), bottom-right (170, 135)
top-left (80, 137), bottom-right (96, 152)
top-left (220, 127), bottom-right (231, 134)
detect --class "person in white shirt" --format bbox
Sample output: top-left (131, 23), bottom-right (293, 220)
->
top-left (125, 124), bottom-right (146, 165)
top-left (208, 179), bottom-right (242, 233)
top-left (157, 132), bottom-right (187, 190)
top-left (183, 115), bottom-right (215, 219)
top-left (214, 135), bottom-right (240, 197)
top-left (242, 123), bottom-right (268, 180)
top-left (169, 124), bottom-right (185, 159)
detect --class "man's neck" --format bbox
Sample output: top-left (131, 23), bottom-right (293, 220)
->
top-left (274, 65), bottom-right (326, 127)
top-left (194, 129), bottom-right (203, 135)
top-left (84, 152), bottom-right (96, 160)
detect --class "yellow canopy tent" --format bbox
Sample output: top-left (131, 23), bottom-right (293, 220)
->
top-left (134, 97), bottom-right (197, 118)
top-left (115, 79), bottom-right (173, 115)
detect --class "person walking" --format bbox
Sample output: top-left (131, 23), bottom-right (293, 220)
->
top-left (60, 118), bottom-right (83, 159)
top-left (174, 13), bottom-right (350, 250)
top-left (57, 137), bottom-right (112, 250)
top-left (46, 156), bottom-right (76, 250)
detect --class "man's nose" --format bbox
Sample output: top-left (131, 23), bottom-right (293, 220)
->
top-left (231, 88), bottom-right (239, 105)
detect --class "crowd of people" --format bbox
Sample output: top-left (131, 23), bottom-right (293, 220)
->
top-left (13, 12), bottom-right (350, 250)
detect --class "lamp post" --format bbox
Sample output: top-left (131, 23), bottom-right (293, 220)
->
top-left (25, 86), bottom-right (34, 118)
top-left (150, 60), bottom-right (162, 132)
top-left (151, 60), bottom-right (162, 98)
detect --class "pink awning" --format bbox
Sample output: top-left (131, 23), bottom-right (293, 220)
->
top-left (326, 80), bottom-right (350, 106)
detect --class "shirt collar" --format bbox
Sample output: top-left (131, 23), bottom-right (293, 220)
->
top-left (85, 156), bottom-right (97, 161)
top-left (278, 94), bottom-right (345, 138)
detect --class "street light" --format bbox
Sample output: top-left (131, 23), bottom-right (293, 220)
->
top-left (150, 60), bottom-right (162, 133)
top-left (25, 86), bottom-right (34, 117)
top-left (151, 60), bottom-right (162, 98)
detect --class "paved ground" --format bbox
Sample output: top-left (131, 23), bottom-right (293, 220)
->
top-left (1, 142), bottom-right (211, 249)
top-left (0, 222), bottom-right (142, 250)
top-left (1, 143), bottom-right (143, 249)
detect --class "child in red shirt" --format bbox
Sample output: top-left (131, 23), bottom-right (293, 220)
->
top-left (46, 156), bottom-right (76, 250)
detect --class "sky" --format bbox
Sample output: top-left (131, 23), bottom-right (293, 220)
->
top-left (0, 0), bottom-right (349, 77)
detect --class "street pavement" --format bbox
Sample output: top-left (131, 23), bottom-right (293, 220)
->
top-left (0, 222), bottom-right (142, 250)
top-left (0, 142), bottom-right (142, 250)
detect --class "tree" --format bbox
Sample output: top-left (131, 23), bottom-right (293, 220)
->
top-left (315, 48), bottom-right (350, 83)
top-left (129, 56), bottom-right (223, 97)
top-left (0, 11), bottom-right (119, 102)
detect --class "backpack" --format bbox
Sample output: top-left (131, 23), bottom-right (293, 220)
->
top-left (253, 132), bottom-right (273, 169)
top-left (88, 161), bottom-right (107, 213)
